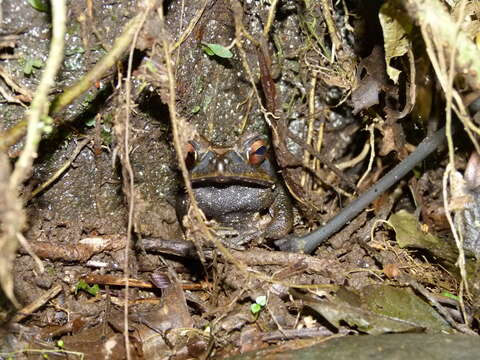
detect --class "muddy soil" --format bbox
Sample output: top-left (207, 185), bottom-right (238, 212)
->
top-left (1, 0), bottom-right (479, 359)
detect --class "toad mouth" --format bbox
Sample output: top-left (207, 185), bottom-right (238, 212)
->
top-left (190, 173), bottom-right (274, 187)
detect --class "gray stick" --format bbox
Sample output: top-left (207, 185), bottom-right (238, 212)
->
top-left (276, 126), bottom-right (448, 253)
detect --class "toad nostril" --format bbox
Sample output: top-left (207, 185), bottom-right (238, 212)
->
top-left (216, 158), bottom-right (229, 173)
top-left (216, 159), bottom-right (224, 173)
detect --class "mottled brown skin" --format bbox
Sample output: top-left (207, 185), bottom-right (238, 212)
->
top-left (179, 134), bottom-right (293, 247)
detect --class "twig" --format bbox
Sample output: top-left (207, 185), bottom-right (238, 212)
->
top-left (170, 0), bottom-right (208, 53)
top-left (336, 136), bottom-right (370, 171)
top-left (276, 126), bottom-right (450, 253)
top-left (421, 25), bottom-right (480, 151)
top-left (0, 0), bottom-right (66, 307)
top-left (262, 0), bottom-right (279, 36)
top-left (442, 166), bottom-right (469, 305)
top-left (9, 0), bottom-right (66, 189)
top-left (0, 66), bottom-right (33, 101)
top-left (443, 0), bottom-right (469, 322)
top-left (301, 74), bottom-right (317, 188)
top-left (356, 124), bottom-right (375, 188)
top-left (0, 83), bottom-right (27, 107)
top-left (0, 349), bottom-right (84, 360)
top-left (286, 129), bottom-right (356, 189)
top-left (319, 0), bottom-right (342, 54)
top-left (28, 137), bottom-right (91, 199)
top-left (12, 284), bottom-right (62, 323)
top-left (50, 14), bottom-right (143, 114)
top-left (18, 236), bottom-right (126, 261)
top-left (157, 7), bottom-right (211, 258)
top-left (0, 153), bottom-right (22, 307)
top-left (121, 7), bottom-right (150, 360)
top-left (81, 274), bottom-right (209, 291)
top-left (138, 238), bottom-right (336, 274)
top-left (158, 4), bottom-right (250, 278)
top-left (16, 232), bottom-right (44, 274)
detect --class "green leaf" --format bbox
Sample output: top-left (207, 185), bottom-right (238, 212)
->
top-left (23, 61), bottom-right (33, 75)
top-left (305, 285), bottom-right (452, 335)
top-left (23, 58), bottom-right (43, 75)
top-left (202, 46), bottom-right (215, 56)
top-left (250, 303), bottom-right (262, 314)
top-left (191, 105), bottom-right (201, 114)
top-left (441, 291), bottom-right (460, 301)
top-left (388, 210), bottom-right (458, 259)
top-left (75, 280), bottom-right (87, 294)
top-left (56, 340), bottom-right (65, 349)
top-left (201, 43), bottom-right (233, 59)
top-left (75, 280), bottom-right (99, 296)
top-left (27, 0), bottom-right (50, 13)
top-left (86, 284), bottom-right (99, 296)
top-left (40, 115), bottom-right (54, 134)
top-left (31, 58), bottom-right (44, 68)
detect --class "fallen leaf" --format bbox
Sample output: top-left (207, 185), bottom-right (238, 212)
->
top-left (379, 1), bottom-right (412, 83)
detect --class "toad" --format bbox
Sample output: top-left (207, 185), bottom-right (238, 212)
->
top-left (178, 131), bottom-right (293, 247)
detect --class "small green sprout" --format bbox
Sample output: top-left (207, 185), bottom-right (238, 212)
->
top-left (27, 0), bottom-right (50, 12)
top-left (75, 280), bottom-right (100, 296)
top-left (250, 295), bottom-right (267, 315)
top-left (441, 291), bottom-right (460, 301)
top-left (56, 340), bottom-right (65, 349)
top-left (24, 58), bottom-right (44, 75)
top-left (201, 43), bottom-right (233, 59)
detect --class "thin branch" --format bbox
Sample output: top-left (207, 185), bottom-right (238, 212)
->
top-left (170, 0), bottom-right (208, 53)
top-left (0, 0), bottom-right (66, 308)
top-left (356, 124), bottom-right (375, 188)
top-left (263, 0), bottom-right (279, 36)
top-left (28, 137), bottom-right (91, 199)
top-left (121, 7), bottom-right (151, 360)
top-left (12, 284), bottom-right (62, 323)
top-left (9, 0), bottom-right (66, 189)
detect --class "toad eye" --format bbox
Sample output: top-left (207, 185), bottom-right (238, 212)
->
top-left (248, 139), bottom-right (268, 165)
top-left (184, 142), bottom-right (197, 169)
